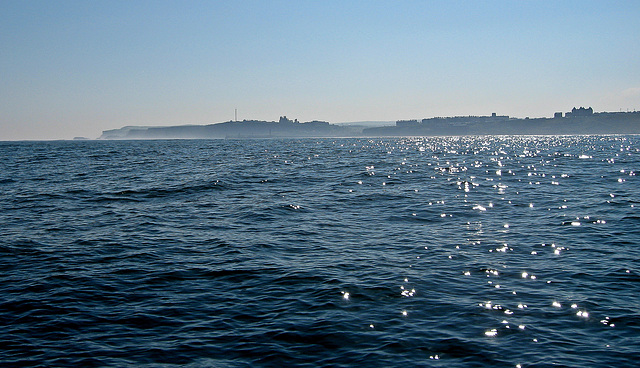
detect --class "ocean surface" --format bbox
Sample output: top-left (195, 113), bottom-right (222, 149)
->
top-left (1, 136), bottom-right (639, 367)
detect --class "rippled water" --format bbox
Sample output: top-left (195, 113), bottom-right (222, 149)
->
top-left (1, 136), bottom-right (639, 367)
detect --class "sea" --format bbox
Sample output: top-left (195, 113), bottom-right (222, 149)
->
top-left (0, 135), bottom-right (638, 367)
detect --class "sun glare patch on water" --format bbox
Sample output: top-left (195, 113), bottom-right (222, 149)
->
top-left (1, 136), bottom-right (638, 367)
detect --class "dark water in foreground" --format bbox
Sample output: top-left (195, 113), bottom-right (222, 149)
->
top-left (1, 136), bottom-right (639, 367)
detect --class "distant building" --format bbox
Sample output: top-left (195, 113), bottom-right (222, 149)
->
top-left (554, 112), bottom-right (563, 119)
top-left (279, 116), bottom-right (299, 124)
top-left (565, 107), bottom-right (593, 118)
top-left (489, 113), bottom-right (509, 122)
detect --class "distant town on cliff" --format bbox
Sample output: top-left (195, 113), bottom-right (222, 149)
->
top-left (97, 107), bottom-right (640, 140)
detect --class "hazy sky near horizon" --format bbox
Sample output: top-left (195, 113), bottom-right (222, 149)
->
top-left (2, 0), bottom-right (639, 140)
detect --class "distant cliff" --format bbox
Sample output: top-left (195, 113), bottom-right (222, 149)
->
top-left (99, 117), bottom-right (362, 139)
top-left (100, 109), bottom-right (640, 139)
top-left (364, 110), bottom-right (640, 136)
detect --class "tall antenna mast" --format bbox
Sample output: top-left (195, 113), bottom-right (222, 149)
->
top-left (235, 109), bottom-right (238, 122)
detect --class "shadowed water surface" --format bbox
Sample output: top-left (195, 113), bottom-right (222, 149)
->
top-left (1, 136), bottom-right (639, 367)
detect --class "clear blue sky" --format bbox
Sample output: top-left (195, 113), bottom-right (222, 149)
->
top-left (1, 0), bottom-right (639, 140)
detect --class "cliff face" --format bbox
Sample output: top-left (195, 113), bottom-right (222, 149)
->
top-left (99, 111), bottom-right (640, 139)
top-left (363, 112), bottom-right (640, 136)
top-left (99, 120), bottom-right (361, 139)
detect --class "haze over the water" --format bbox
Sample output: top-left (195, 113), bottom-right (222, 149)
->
top-left (1, 1), bottom-right (639, 140)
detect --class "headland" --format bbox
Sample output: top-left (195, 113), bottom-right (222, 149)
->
top-left (99, 108), bottom-right (640, 139)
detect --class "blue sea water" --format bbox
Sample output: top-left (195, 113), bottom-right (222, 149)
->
top-left (0, 136), bottom-right (639, 367)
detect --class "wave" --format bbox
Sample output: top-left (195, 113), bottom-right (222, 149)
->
top-left (84, 180), bottom-right (228, 203)
top-left (1, 137), bottom-right (639, 367)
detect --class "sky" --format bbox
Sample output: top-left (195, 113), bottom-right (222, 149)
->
top-left (1, 0), bottom-right (639, 140)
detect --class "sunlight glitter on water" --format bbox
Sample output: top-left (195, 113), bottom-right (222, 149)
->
top-left (1, 136), bottom-right (638, 367)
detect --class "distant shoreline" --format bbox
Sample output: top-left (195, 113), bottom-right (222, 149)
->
top-left (96, 108), bottom-right (640, 140)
